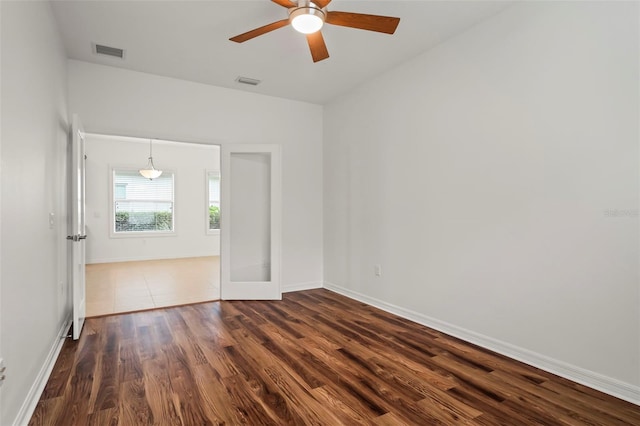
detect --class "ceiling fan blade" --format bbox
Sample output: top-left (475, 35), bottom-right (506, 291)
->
top-left (325, 11), bottom-right (400, 34)
top-left (307, 31), bottom-right (329, 62)
top-left (271, 0), bottom-right (296, 8)
top-left (313, 0), bottom-right (332, 8)
top-left (229, 19), bottom-right (290, 43)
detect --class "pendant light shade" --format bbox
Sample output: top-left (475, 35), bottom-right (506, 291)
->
top-left (139, 139), bottom-right (162, 180)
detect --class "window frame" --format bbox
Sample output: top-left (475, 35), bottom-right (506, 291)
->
top-left (109, 167), bottom-right (177, 238)
top-left (206, 169), bottom-right (221, 236)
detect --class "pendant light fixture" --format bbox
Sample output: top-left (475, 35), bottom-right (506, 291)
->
top-left (139, 139), bottom-right (162, 180)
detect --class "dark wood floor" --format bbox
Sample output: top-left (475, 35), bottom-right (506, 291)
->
top-left (30, 289), bottom-right (640, 425)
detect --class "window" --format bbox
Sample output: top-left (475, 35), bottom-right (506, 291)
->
top-left (207, 171), bottom-right (220, 233)
top-left (113, 170), bottom-right (174, 234)
top-left (114, 183), bottom-right (127, 199)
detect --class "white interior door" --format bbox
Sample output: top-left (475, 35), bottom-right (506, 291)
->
top-left (69, 114), bottom-right (86, 340)
top-left (221, 144), bottom-right (281, 300)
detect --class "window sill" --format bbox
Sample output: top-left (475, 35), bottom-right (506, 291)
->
top-left (110, 231), bottom-right (176, 239)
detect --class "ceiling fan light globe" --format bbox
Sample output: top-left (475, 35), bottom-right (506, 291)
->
top-left (290, 8), bottom-right (324, 34)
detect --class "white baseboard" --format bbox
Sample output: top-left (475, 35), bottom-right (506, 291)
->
top-left (283, 281), bottom-right (322, 293)
top-left (12, 317), bottom-right (72, 426)
top-left (323, 281), bottom-right (640, 406)
top-left (87, 252), bottom-right (219, 264)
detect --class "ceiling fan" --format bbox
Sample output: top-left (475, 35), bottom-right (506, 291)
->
top-left (229, 0), bottom-right (400, 63)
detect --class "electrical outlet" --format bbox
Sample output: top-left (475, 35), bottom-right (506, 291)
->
top-left (374, 265), bottom-right (382, 277)
top-left (49, 212), bottom-right (55, 229)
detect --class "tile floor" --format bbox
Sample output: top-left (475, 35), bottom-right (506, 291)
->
top-left (86, 256), bottom-right (220, 317)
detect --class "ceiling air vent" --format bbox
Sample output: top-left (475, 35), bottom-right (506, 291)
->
top-left (93, 43), bottom-right (125, 59)
top-left (236, 76), bottom-right (261, 86)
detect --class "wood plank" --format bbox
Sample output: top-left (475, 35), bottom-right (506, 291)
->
top-left (28, 397), bottom-right (64, 426)
top-left (222, 341), bottom-right (302, 424)
top-left (310, 385), bottom-right (372, 424)
top-left (540, 380), bottom-right (640, 424)
top-left (141, 358), bottom-right (182, 425)
top-left (219, 374), bottom-right (281, 424)
top-left (118, 379), bottom-right (154, 424)
top-left (87, 407), bottom-right (119, 426)
top-left (39, 340), bottom-right (77, 400)
top-left (191, 363), bottom-right (243, 423)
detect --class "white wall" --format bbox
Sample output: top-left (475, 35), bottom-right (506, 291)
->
top-left (0, 1), bottom-right (70, 424)
top-left (85, 134), bottom-right (220, 263)
top-left (68, 60), bottom-right (324, 291)
top-left (324, 1), bottom-right (640, 402)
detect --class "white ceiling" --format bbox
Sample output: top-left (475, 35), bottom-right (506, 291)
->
top-left (50, 0), bottom-right (513, 105)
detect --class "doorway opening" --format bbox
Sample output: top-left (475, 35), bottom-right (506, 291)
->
top-left (83, 134), bottom-right (220, 316)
